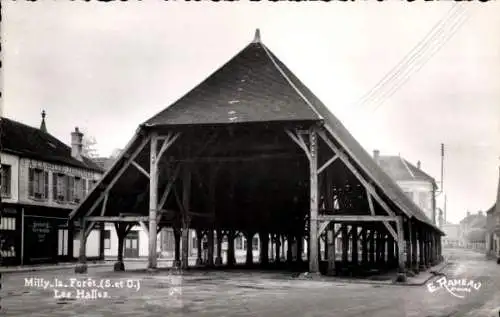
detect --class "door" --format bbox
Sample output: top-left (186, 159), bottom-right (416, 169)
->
top-left (124, 231), bottom-right (139, 258)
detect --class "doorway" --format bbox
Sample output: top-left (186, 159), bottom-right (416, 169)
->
top-left (124, 231), bottom-right (139, 258)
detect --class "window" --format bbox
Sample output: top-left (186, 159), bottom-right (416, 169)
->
top-left (53, 173), bottom-right (68, 202)
top-left (0, 217), bottom-right (16, 230)
top-left (58, 229), bottom-right (69, 256)
top-left (1, 164), bottom-right (11, 197)
top-left (103, 230), bottom-right (111, 249)
top-left (72, 177), bottom-right (84, 203)
top-left (28, 168), bottom-right (49, 200)
top-left (403, 191), bottom-right (414, 201)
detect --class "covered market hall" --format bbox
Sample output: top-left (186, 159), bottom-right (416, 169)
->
top-left (68, 29), bottom-right (444, 279)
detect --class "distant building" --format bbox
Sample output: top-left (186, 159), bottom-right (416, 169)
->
top-left (459, 211), bottom-right (486, 249)
top-left (441, 222), bottom-right (460, 247)
top-left (374, 151), bottom-right (437, 224)
top-left (485, 166), bottom-right (500, 258)
top-left (0, 113), bottom-right (104, 265)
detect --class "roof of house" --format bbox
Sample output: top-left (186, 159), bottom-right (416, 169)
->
top-left (1, 117), bottom-right (104, 173)
top-left (92, 157), bottom-right (116, 171)
top-left (70, 30), bottom-right (442, 234)
top-left (378, 156), bottom-right (437, 187)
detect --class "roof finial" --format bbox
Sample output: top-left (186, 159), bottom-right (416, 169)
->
top-left (253, 28), bottom-right (261, 43)
top-left (40, 110), bottom-right (47, 133)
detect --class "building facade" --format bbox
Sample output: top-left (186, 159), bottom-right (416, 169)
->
top-left (374, 151), bottom-right (437, 224)
top-left (0, 115), bottom-right (104, 265)
top-left (485, 166), bottom-right (500, 258)
top-left (441, 222), bottom-right (460, 247)
top-left (459, 211), bottom-right (486, 249)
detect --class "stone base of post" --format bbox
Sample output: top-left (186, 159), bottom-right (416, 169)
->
top-left (113, 261), bottom-right (125, 272)
top-left (75, 263), bottom-right (88, 274)
top-left (196, 258), bottom-right (203, 266)
top-left (172, 260), bottom-right (181, 268)
top-left (215, 257), bottom-right (223, 266)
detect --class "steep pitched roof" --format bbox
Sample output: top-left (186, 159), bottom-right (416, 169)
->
top-left (0, 117), bottom-right (103, 173)
top-left (144, 33), bottom-right (322, 127)
top-left (378, 156), bottom-right (437, 187)
top-left (70, 30), bottom-right (442, 233)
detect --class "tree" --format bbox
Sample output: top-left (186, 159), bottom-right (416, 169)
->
top-left (81, 129), bottom-right (99, 158)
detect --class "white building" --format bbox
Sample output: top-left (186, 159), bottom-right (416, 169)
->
top-left (1, 113), bottom-right (104, 265)
top-left (374, 151), bottom-right (437, 224)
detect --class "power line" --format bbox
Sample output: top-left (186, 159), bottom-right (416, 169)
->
top-left (369, 7), bottom-right (472, 113)
top-left (353, 3), bottom-right (463, 109)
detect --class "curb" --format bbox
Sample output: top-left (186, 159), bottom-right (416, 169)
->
top-left (401, 261), bottom-right (451, 287)
top-left (0, 262), bottom-right (114, 274)
top-left (293, 261), bottom-right (451, 287)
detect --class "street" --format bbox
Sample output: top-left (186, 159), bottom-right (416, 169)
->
top-left (2, 248), bottom-right (500, 317)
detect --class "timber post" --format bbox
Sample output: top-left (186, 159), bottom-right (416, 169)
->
top-left (411, 221), bottom-right (419, 273)
top-left (246, 231), bottom-right (254, 266)
top-left (369, 228), bottom-right (375, 265)
top-left (406, 220), bottom-right (412, 271)
top-left (418, 228), bottom-right (425, 271)
top-left (215, 229), bottom-right (223, 266)
top-left (181, 163), bottom-right (192, 270)
top-left (351, 225), bottom-right (358, 268)
top-left (396, 216), bottom-right (406, 280)
top-left (308, 127), bottom-right (319, 274)
top-left (196, 229), bottom-right (203, 266)
top-left (207, 228), bottom-right (214, 267)
top-left (327, 223), bottom-right (336, 276)
top-left (260, 232), bottom-right (269, 266)
top-left (75, 217), bottom-right (88, 274)
top-left (286, 234), bottom-right (293, 264)
top-left (148, 133), bottom-right (159, 270)
top-left (173, 227), bottom-right (181, 268)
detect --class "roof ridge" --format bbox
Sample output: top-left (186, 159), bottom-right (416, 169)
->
top-left (260, 43), bottom-right (324, 121)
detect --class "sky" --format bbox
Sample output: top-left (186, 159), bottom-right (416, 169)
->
top-left (2, 1), bottom-right (500, 225)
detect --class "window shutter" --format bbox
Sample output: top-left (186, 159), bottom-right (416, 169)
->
top-left (28, 168), bottom-right (34, 197)
top-left (53, 173), bottom-right (58, 200)
top-left (44, 171), bottom-right (49, 199)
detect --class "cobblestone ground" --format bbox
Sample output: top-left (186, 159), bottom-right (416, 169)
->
top-left (2, 248), bottom-right (499, 317)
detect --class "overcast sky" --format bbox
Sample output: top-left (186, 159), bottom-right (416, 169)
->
top-left (3, 1), bottom-right (500, 224)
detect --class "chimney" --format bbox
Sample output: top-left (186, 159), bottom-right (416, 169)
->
top-left (71, 127), bottom-right (84, 161)
top-left (373, 150), bottom-right (380, 164)
top-left (417, 161), bottom-right (421, 169)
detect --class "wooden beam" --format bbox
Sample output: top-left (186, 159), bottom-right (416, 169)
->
top-left (140, 221), bottom-right (149, 235)
top-left (367, 191), bottom-right (375, 216)
top-left (156, 132), bottom-right (181, 164)
top-left (158, 164), bottom-right (181, 210)
top-left (384, 222), bottom-right (398, 241)
top-left (82, 134), bottom-right (152, 219)
top-left (317, 215), bottom-right (397, 222)
top-left (317, 155), bottom-right (338, 175)
top-left (84, 192), bottom-right (109, 238)
top-left (285, 129), bottom-right (310, 160)
top-left (187, 211), bottom-right (215, 218)
top-left (317, 130), bottom-right (398, 219)
top-left (318, 220), bottom-right (331, 235)
top-left (131, 161), bottom-right (150, 179)
top-left (86, 216), bottom-right (148, 222)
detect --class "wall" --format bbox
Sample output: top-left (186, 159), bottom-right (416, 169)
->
top-left (72, 229), bottom-right (101, 258)
top-left (104, 224), bottom-right (161, 258)
top-left (1, 152), bottom-right (20, 203)
top-left (397, 180), bottom-right (435, 222)
top-left (18, 157), bottom-right (102, 208)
